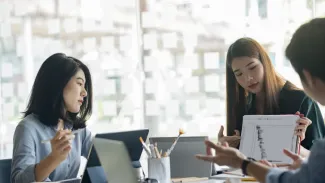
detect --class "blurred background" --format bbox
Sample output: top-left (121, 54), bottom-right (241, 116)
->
top-left (0, 0), bottom-right (325, 159)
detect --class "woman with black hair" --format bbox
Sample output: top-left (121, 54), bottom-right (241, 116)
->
top-left (11, 53), bottom-right (93, 183)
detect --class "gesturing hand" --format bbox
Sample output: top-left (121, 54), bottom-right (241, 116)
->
top-left (196, 140), bottom-right (246, 169)
top-left (259, 149), bottom-right (303, 170)
top-left (218, 126), bottom-right (241, 148)
top-left (50, 129), bottom-right (75, 162)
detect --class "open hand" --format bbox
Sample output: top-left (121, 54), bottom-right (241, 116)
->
top-left (283, 149), bottom-right (303, 170)
top-left (258, 149), bottom-right (303, 170)
top-left (218, 126), bottom-right (241, 148)
top-left (196, 140), bottom-right (246, 168)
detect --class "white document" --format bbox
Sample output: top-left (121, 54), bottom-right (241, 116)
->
top-left (239, 115), bottom-right (299, 164)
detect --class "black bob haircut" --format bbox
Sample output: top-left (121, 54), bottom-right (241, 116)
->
top-left (286, 18), bottom-right (325, 83)
top-left (23, 53), bottom-right (93, 129)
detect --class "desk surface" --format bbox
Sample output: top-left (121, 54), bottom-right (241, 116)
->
top-left (172, 177), bottom-right (258, 183)
top-left (172, 179), bottom-right (223, 183)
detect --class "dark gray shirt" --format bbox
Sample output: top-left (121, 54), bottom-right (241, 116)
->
top-left (11, 114), bottom-right (92, 183)
top-left (267, 139), bottom-right (325, 183)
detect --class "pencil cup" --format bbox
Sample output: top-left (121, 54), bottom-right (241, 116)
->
top-left (148, 157), bottom-right (171, 183)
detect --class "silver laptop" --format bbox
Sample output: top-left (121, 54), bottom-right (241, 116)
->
top-left (93, 138), bottom-right (138, 183)
top-left (149, 136), bottom-right (212, 178)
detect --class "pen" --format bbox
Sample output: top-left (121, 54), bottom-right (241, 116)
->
top-left (267, 160), bottom-right (282, 163)
top-left (154, 146), bottom-right (161, 158)
top-left (149, 144), bottom-right (156, 158)
top-left (139, 137), bottom-right (151, 157)
top-left (167, 128), bottom-right (185, 156)
top-left (41, 129), bottom-right (82, 143)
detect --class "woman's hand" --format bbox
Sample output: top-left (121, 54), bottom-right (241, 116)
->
top-left (196, 140), bottom-right (246, 168)
top-left (49, 129), bottom-right (75, 162)
top-left (282, 149), bottom-right (304, 170)
top-left (218, 126), bottom-right (241, 148)
top-left (258, 149), bottom-right (303, 170)
top-left (295, 111), bottom-right (312, 141)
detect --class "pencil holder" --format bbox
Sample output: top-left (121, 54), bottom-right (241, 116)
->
top-left (148, 156), bottom-right (171, 183)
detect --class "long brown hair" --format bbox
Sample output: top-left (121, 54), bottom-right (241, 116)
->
top-left (226, 37), bottom-right (284, 135)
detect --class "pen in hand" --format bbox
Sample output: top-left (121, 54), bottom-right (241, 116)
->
top-left (41, 129), bottom-right (82, 143)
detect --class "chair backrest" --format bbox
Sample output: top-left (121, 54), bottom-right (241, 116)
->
top-left (0, 159), bottom-right (12, 183)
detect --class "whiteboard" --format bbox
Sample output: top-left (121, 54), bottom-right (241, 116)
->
top-left (239, 115), bottom-right (299, 164)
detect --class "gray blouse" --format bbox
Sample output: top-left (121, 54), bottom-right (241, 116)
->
top-left (11, 114), bottom-right (92, 183)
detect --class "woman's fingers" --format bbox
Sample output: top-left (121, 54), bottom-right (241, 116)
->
top-left (218, 126), bottom-right (225, 138)
top-left (234, 130), bottom-right (240, 136)
top-left (297, 118), bottom-right (311, 126)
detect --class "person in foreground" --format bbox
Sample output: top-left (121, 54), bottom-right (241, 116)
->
top-left (11, 53), bottom-right (93, 183)
top-left (218, 37), bottom-right (325, 157)
top-left (196, 18), bottom-right (325, 183)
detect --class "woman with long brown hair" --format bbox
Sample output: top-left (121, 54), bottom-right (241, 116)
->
top-left (196, 17), bottom-right (325, 183)
top-left (218, 37), bottom-right (325, 156)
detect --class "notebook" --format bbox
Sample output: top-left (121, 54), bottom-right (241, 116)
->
top-left (239, 115), bottom-right (299, 164)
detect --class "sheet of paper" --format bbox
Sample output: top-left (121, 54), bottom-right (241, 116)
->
top-left (239, 115), bottom-right (299, 164)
